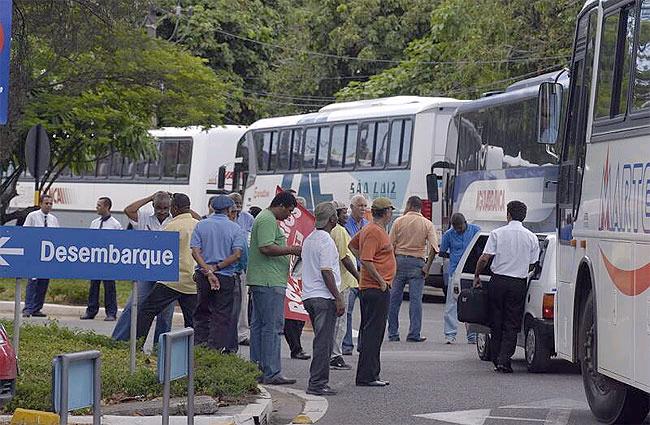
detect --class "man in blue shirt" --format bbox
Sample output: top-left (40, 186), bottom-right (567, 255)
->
top-left (229, 192), bottom-right (254, 347)
top-left (342, 194), bottom-right (369, 355)
top-left (439, 213), bottom-right (480, 344)
top-left (191, 195), bottom-right (246, 352)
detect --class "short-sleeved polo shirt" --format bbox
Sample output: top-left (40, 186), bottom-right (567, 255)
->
top-left (246, 209), bottom-right (290, 287)
top-left (349, 223), bottom-right (396, 290)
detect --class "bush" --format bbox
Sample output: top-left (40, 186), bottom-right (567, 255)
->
top-left (0, 279), bottom-right (132, 306)
top-left (0, 320), bottom-right (260, 413)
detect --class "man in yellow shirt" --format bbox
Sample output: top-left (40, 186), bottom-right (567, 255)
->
top-left (329, 200), bottom-right (360, 370)
top-left (136, 193), bottom-right (199, 340)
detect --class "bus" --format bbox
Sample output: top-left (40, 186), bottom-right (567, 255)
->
top-left (538, 0), bottom-right (650, 422)
top-left (9, 126), bottom-right (247, 228)
top-left (233, 96), bottom-right (467, 290)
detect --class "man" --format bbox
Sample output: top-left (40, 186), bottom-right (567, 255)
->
top-left (191, 195), bottom-right (246, 351)
top-left (111, 191), bottom-right (175, 342)
top-left (439, 213), bottom-right (480, 344)
top-left (329, 200), bottom-right (359, 371)
top-left (23, 194), bottom-right (60, 317)
top-left (229, 192), bottom-right (254, 346)
top-left (81, 197), bottom-right (122, 321)
top-left (247, 191), bottom-right (301, 385)
top-left (474, 201), bottom-right (539, 373)
top-left (342, 194), bottom-right (368, 355)
top-left (387, 196), bottom-right (439, 343)
top-left (136, 194), bottom-right (198, 340)
top-left (349, 197), bottom-right (396, 387)
top-left (302, 202), bottom-right (346, 396)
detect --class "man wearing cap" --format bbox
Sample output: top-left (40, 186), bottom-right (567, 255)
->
top-left (136, 193), bottom-right (199, 340)
top-left (329, 200), bottom-right (359, 371)
top-left (301, 202), bottom-right (346, 396)
top-left (349, 197), bottom-right (396, 387)
top-left (387, 196), bottom-right (439, 343)
top-left (191, 195), bottom-right (246, 351)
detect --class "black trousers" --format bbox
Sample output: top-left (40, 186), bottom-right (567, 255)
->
top-left (356, 288), bottom-right (390, 384)
top-left (304, 298), bottom-right (337, 391)
top-left (136, 283), bottom-right (197, 341)
top-left (193, 272), bottom-right (235, 350)
top-left (284, 318), bottom-right (305, 356)
top-left (226, 273), bottom-right (242, 353)
top-left (488, 274), bottom-right (527, 367)
top-left (85, 280), bottom-right (117, 317)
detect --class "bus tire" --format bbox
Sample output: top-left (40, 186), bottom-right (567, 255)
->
top-left (525, 322), bottom-right (551, 373)
top-left (580, 292), bottom-right (650, 424)
top-left (476, 332), bottom-right (491, 361)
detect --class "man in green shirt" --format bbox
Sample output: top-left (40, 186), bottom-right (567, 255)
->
top-left (248, 191), bottom-right (301, 385)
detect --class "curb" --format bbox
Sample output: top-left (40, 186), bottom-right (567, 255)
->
top-left (0, 386), bottom-right (272, 425)
top-left (0, 301), bottom-right (186, 320)
top-left (266, 386), bottom-right (328, 425)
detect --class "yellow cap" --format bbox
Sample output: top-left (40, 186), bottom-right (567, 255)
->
top-left (371, 197), bottom-right (395, 210)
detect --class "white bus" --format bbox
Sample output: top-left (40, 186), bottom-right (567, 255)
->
top-left (10, 126), bottom-right (247, 227)
top-left (538, 0), bottom-right (650, 422)
top-left (233, 96), bottom-right (467, 290)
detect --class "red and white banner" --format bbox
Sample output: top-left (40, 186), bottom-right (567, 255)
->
top-left (275, 187), bottom-right (315, 321)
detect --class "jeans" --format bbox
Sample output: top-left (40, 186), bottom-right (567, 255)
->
top-left (342, 287), bottom-right (360, 353)
top-left (331, 287), bottom-right (349, 358)
top-left (388, 256), bottom-right (425, 340)
top-left (356, 288), bottom-right (390, 385)
top-left (443, 272), bottom-right (459, 338)
top-left (111, 281), bottom-right (174, 342)
top-left (237, 273), bottom-right (249, 341)
top-left (250, 285), bottom-right (286, 381)
top-left (136, 283), bottom-right (196, 341)
top-left (304, 297), bottom-right (336, 391)
top-left (24, 278), bottom-right (49, 314)
top-left (85, 280), bottom-right (117, 318)
top-left (488, 275), bottom-right (527, 367)
top-left (194, 272), bottom-right (235, 350)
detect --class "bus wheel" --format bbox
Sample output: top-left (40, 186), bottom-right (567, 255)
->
top-left (476, 332), bottom-right (491, 361)
top-left (580, 292), bottom-right (650, 424)
top-left (525, 322), bottom-right (551, 373)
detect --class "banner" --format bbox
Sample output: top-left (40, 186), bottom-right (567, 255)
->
top-left (0, 1), bottom-right (11, 125)
top-left (276, 187), bottom-right (314, 321)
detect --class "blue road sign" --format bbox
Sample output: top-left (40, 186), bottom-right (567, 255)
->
top-left (0, 1), bottom-right (11, 125)
top-left (157, 331), bottom-right (190, 382)
top-left (0, 226), bottom-right (179, 281)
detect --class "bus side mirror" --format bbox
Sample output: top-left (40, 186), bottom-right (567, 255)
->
top-left (217, 166), bottom-right (226, 189)
top-left (537, 82), bottom-right (563, 145)
top-left (426, 173), bottom-right (439, 202)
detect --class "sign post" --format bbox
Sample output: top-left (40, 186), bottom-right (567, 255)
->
top-left (24, 124), bottom-right (51, 206)
top-left (158, 328), bottom-right (194, 425)
top-left (52, 350), bottom-right (102, 425)
top-left (12, 278), bottom-right (20, 358)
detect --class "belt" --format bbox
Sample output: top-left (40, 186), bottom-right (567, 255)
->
top-left (396, 254), bottom-right (424, 261)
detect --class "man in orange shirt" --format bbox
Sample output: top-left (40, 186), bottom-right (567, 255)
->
top-left (349, 197), bottom-right (396, 387)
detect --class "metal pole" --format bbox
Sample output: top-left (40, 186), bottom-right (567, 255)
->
top-left (93, 356), bottom-right (101, 425)
top-left (12, 278), bottom-right (20, 360)
top-left (129, 280), bottom-right (138, 373)
top-left (33, 124), bottom-right (40, 206)
top-left (187, 331), bottom-right (194, 425)
top-left (59, 357), bottom-right (69, 425)
top-left (162, 333), bottom-right (172, 425)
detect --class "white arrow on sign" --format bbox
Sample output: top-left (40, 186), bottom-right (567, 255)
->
top-left (0, 237), bottom-right (24, 266)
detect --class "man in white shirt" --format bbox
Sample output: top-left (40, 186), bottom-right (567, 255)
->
top-left (23, 194), bottom-right (59, 317)
top-left (81, 197), bottom-right (122, 321)
top-left (301, 202), bottom-right (345, 396)
top-left (474, 200), bottom-right (540, 373)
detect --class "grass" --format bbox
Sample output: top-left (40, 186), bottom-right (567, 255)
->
top-left (0, 279), bottom-right (133, 306)
top-left (0, 320), bottom-right (260, 414)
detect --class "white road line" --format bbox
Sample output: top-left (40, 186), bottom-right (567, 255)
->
top-left (545, 409), bottom-right (571, 425)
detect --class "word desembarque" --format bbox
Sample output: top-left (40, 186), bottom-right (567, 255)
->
top-left (40, 241), bottom-right (174, 269)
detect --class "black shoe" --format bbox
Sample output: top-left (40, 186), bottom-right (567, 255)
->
top-left (31, 311), bottom-right (46, 317)
top-left (495, 364), bottom-right (513, 374)
top-left (330, 356), bottom-right (352, 370)
top-left (388, 336), bottom-right (400, 342)
top-left (406, 336), bottom-right (427, 342)
top-left (21, 312), bottom-right (30, 318)
top-left (291, 351), bottom-right (311, 360)
top-left (342, 349), bottom-right (353, 356)
top-left (239, 338), bottom-right (250, 346)
top-left (104, 315), bottom-right (116, 321)
top-left (356, 380), bottom-right (389, 387)
top-left (306, 387), bottom-right (337, 396)
top-left (80, 314), bottom-right (95, 320)
top-left (263, 376), bottom-right (297, 385)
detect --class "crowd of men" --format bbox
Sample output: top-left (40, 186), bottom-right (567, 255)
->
top-left (22, 189), bottom-right (539, 392)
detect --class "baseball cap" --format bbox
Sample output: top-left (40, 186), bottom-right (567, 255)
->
top-left (331, 200), bottom-right (347, 210)
top-left (371, 197), bottom-right (395, 210)
top-left (211, 195), bottom-right (235, 211)
top-left (314, 202), bottom-right (337, 229)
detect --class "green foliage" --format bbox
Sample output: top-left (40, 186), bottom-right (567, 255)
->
top-left (0, 321), bottom-right (260, 413)
top-left (0, 279), bottom-right (132, 306)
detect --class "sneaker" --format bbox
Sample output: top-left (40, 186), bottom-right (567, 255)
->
top-left (330, 356), bottom-right (352, 370)
top-left (388, 336), bottom-right (400, 342)
top-left (445, 336), bottom-right (456, 344)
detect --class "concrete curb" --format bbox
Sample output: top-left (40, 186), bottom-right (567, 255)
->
top-left (0, 386), bottom-right (272, 425)
top-left (266, 386), bottom-right (328, 425)
top-left (0, 301), bottom-right (186, 320)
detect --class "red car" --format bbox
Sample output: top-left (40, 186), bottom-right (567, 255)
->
top-left (0, 324), bottom-right (16, 407)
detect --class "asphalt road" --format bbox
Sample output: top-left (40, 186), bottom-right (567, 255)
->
top-left (4, 299), bottom-right (649, 425)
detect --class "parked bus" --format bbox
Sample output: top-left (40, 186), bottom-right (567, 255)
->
top-left (233, 96), bottom-right (467, 291)
top-left (9, 126), bottom-right (247, 227)
top-left (538, 0), bottom-right (650, 422)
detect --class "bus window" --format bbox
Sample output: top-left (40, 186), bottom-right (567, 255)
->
top-left (253, 131), bottom-right (275, 173)
top-left (161, 141), bottom-right (178, 178)
top-left (358, 121), bottom-right (389, 168)
top-left (633, 1), bottom-right (650, 111)
top-left (303, 127), bottom-right (318, 170)
top-left (375, 121), bottom-right (389, 168)
top-left (344, 124), bottom-right (358, 169)
top-left (277, 130), bottom-right (291, 171)
top-left (176, 141), bottom-right (191, 179)
top-left (110, 153), bottom-right (123, 177)
top-left (329, 125), bottom-right (345, 168)
top-left (289, 128), bottom-right (302, 171)
top-left (122, 158), bottom-right (135, 178)
top-left (317, 127), bottom-right (330, 169)
top-left (96, 155), bottom-right (110, 179)
top-left (388, 119), bottom-right (413, 167)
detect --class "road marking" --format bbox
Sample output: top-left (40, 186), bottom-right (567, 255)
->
top-left (485, 416), bottom-right (545, 423)
top-left (0, 237), bottom-right (24, 266)
top-left (545, 408), bottom-right (571, 425)
top-left (414, 408), bottom-right (491, 424)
